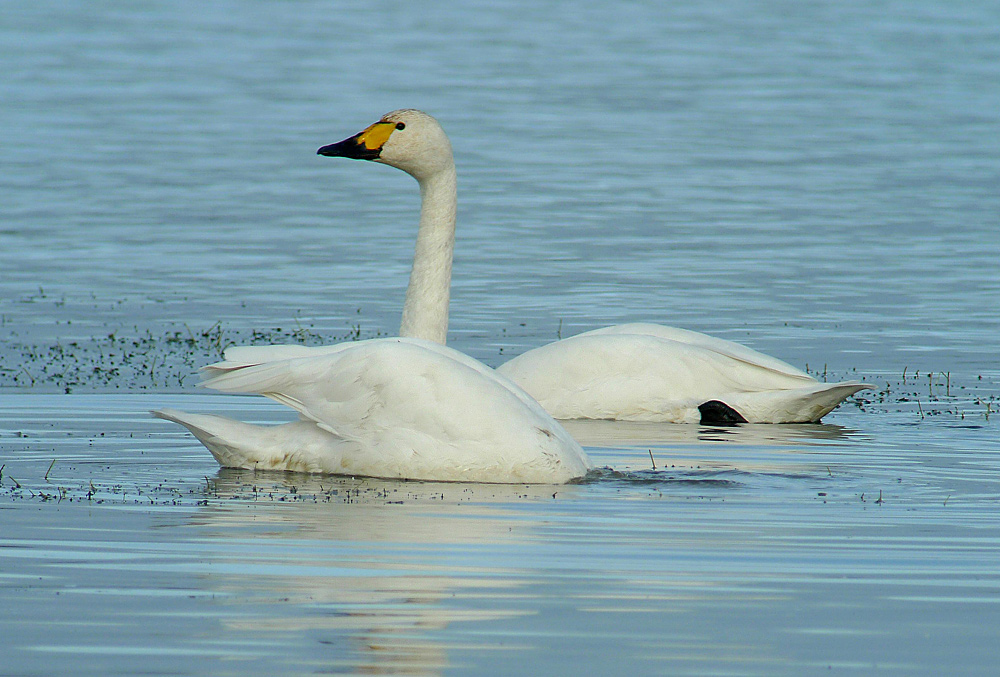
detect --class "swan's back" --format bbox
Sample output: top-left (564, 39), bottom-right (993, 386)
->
top-left (497, 324), bottom-right (869, 423)
top-left (194, 337), bottom-right (591, 483)
top-left (580, 323), bottom-right (813, 379)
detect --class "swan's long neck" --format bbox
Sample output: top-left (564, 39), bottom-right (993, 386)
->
top-left (399, 165), bottom-right (457, 344)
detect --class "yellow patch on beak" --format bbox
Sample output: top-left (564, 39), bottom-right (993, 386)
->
top-left (356, 121), bottom-right (397, 151)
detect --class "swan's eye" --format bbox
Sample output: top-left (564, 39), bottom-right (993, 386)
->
top-left (395, 122), bottom-right (406, 130)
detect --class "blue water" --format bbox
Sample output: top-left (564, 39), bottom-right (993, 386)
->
top-left (2, 1), bottom-right (1000, 674)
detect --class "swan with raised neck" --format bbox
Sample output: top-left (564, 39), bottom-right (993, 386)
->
top-left (318, 109), bottom-right (455, 345)
top-left (152, 110), bottom-right (591, 483)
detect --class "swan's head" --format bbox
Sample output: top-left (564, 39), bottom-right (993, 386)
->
top-left (317, 109), bottom-right (453, 182)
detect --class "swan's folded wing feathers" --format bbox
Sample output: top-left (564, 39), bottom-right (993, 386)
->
top-left (199, 339), bottom-right (550, 450)
top-left (209, 340), bottom-right (377, 372)
top-left (202, 346), bottom-right (381, 435)
top-left (501, 333), bottom-right (805, 403)
top-left (581, 323), bottom-right (815, 381)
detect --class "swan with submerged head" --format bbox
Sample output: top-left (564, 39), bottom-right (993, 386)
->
top-left (154, 109), bottom-right (591, 484)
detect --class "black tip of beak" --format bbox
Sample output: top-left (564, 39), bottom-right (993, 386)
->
top-left (316, 142), bottom-right (344, 156)
top-left (317, 135), bottom-right (381, 160)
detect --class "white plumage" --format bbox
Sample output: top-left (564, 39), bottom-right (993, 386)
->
top-left (155, 110), bottom-right (590, 484)
top-left (496, 324), bottom-right (872, 423)
top-left (156, 337), bottom-right (589, 483)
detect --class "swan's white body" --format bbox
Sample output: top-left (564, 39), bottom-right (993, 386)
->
top-left (496, 324), bottom-right (872, 423)
top-left (155, 110), bottom-right (590, 484)
top-left (155, 337), bottom-right (589, 483)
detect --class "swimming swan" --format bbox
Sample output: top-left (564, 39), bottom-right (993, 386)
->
top-left (154, 110), bottom-right (591, 484)
top-left (496, 324), bottom-right (873, 424)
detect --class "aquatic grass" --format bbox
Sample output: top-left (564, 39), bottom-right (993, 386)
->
top-left (1, 319), bottom-right (386, 392)
top-left (859, 490), bottom-right (885, 505)
top-left (0, 468), bottom-right (553, 507)
top-left (840, 365), bottom-right (998, 422)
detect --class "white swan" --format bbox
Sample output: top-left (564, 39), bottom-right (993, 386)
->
top-left (155, 110), bottom-right (591, 484)
top-left (496, 324), bottom-right (873, 424)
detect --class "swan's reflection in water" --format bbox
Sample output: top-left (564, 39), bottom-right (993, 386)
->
top-left (183, 471), bottom-right (580, 674)
top-left (561, 419), bottom-right (861, 447)
top-left (566, 419), bottom-right (869, 484)
top-left (173, 421), bottom-right (867, 673)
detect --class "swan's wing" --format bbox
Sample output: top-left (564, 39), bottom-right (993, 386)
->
top-left (497, 332), bottom-right (847, 421)
top-left (499, 332), bottom-right (815, 402)
top-left (208, 337), bottom-right (549, 419)
top-left (497, 328), bottom-right (871, 422)
top-left (577, 323), bottom-right (813, 380)
top-left (211, 339), bottom-right (380, 369)
top-left (211, 337), bottom-right (555, 422)
top-left (201, 338), bottom-right (590, 482)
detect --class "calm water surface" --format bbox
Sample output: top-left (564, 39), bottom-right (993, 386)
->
top-left (2, 0), bottom-right (999, 674)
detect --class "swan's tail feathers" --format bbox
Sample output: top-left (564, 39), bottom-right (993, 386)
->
top-left (153, 408), bottom-right (351, 473)
top-left (152, 408), bottom-right (263, 468)
top-left (725, 381), bottom-right (874, 424)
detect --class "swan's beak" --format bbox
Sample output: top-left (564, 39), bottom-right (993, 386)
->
top-left (317, 121), bottom-right (396, 161)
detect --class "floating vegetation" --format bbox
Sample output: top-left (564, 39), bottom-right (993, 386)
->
top-left (0, 465), bottom-right (575, 507)
top-left (1, 319), bottom-right (385, 392)
top-left (804, 364), bottom-right (998, 422)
